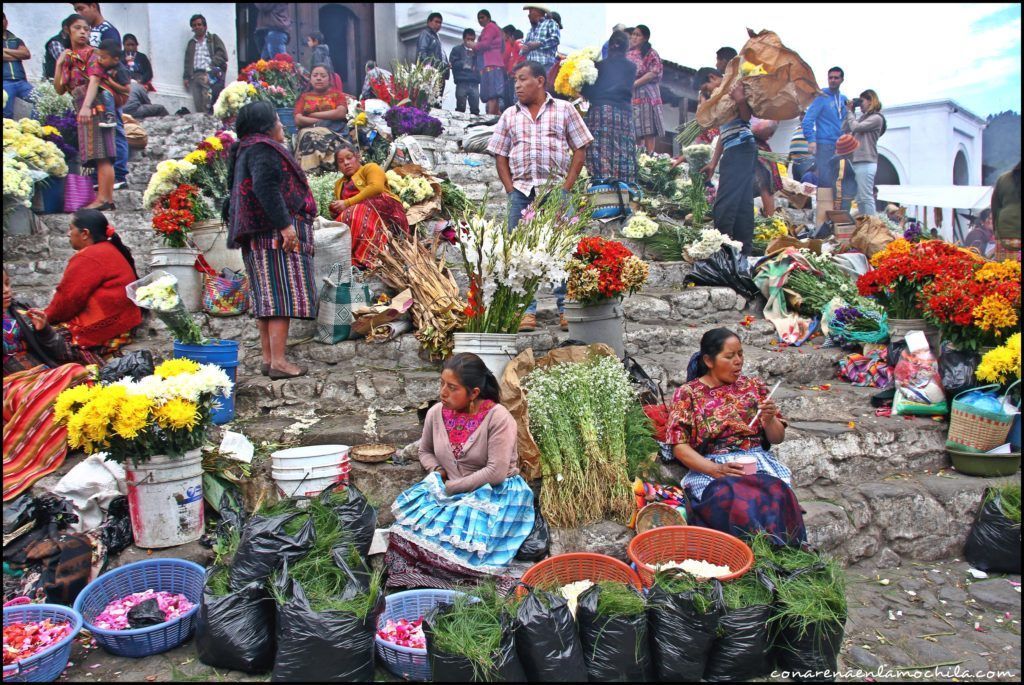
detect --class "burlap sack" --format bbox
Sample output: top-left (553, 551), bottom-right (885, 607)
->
top-left (697, 29), bottom-right (819, 129)
top-left (499, 343), bottom-right (618, 481)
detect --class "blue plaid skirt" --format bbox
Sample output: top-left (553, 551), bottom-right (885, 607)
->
top-left (390, 473), bottom-right (535, 573)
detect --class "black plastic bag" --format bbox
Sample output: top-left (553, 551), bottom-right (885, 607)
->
top-left (271, 567), bottom-right (384, 683)
top-left (98, 350), bottom-right (154, 383)
top-left (623, 355), bottom-right (665, 406)
top-left (773, 617), bottom-right (845, 682)
top-left (514, 588), bottom-right (587, 681)
top-left (576, 584), bottom-right (652, 682)
top-left (229, 512), bottom-right (314, 590)
top-left (127, 598), bottom-right (166, 628)
top-left (514, 507), bottom-right (550, 562)
top-left (683, 245), bottom-right (761, 301)
top-left (425, 604), bottom-right (526, 682)
top-left (963, 489), bottom-right (1021, 574)
top-left (195, 567), bottom-right (276, 674)
top-left (320, 483), bottom-right (377, 558)
top-left (99, 496), bottom-right (133, 556)
top-left (3, 495), bottom-right (36, 534)
top-left (886, 339), bottom-right (908, 369)
top-left (939, 349), bottom-right (982, 400)
top-left (647, 581), bottom-right (722, 681)
top-left (704, 604), bottom-right (774, 681)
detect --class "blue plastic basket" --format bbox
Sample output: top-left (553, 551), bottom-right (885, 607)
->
top-left (374, 589), bottom-right (465, 681)
top-left (2, 604), bottom-right (82, 682)
top-left (72, 559), bottom-right (205, 658)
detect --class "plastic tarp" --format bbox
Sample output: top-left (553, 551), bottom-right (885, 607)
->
top-left (875, 186), bottom-right (993, 210)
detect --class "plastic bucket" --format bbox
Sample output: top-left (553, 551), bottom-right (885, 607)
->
top-left (4, 205), bottom-right (33, 236)
top-left (271, 445), bottom-right (351, 498)
top-left (276, 107), bottom-right (297, 136)
top-left (34, 176), bottom-right (66, 214)
top-left (125, 450), bottom-right (204, 548)
top-left (150, 247), bottom-right (202, 312)
top-left (451, 332), bottom-right (518, 379)
top-left (173, 339), bottom-right (239, 425)
top-left (190, 219), bottom-right (244, 273)
top-left (564, 299), bottom-right (626, 358)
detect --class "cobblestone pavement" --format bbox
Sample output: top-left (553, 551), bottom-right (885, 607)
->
top-left (54, 559), bottom-right (1019, 683)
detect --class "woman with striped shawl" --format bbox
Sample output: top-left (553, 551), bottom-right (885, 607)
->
top-left (385, 354), bottom-right (535, 592)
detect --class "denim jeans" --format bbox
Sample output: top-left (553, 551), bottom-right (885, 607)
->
top-left (814, 141), bottom-right (837, 190)
top-left (507, 188), bottom-right (567, 315)
top-left (454, 81), bottom-right (480, 115)
top-left (851, 161), bottom-right (877, 216)
top-left (3, 79), bottom-right (34, 119)
top-left (114, 109), bottom-right (129, 182)
top-left (791, 156), bottom-right (814, 183)
top-left (259, 29), bottom-right (289, 60)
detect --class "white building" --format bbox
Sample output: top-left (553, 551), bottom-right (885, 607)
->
top-left (5, 3), bottom-right (607, 111)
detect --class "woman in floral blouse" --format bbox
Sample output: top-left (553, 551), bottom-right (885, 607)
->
top-left (667, 327), bottom-right (805, 543)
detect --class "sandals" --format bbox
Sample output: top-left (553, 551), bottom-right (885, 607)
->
top-left (85, 201), bottom-right (116, 211)
top-left (268, 364), bottom-right (308, 380)
top-left (261, 363), bottom-right (270, 377)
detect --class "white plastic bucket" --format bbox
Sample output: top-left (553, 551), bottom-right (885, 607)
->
top-left (149, 246), bottom-right (202, 312)
top-left (451, 332), bottom-right (518, 379)
top-left (564, 299), bottom-right (626, 358)
top-left (125, 450), bottom-right (204, 548)
top-left (271, 445), bottom-right (351, 498)
top-left (191, 219), bottom-right (244, 273)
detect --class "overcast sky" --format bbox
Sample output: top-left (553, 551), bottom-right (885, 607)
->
top-left (605, 2), bottom-right (1021, 118)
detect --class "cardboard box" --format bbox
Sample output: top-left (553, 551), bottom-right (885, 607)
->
top-left (782, 190), bottom-right (812, 209)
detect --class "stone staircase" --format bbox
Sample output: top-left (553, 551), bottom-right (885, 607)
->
top-left (6, 109), bottom-right (1016, 574)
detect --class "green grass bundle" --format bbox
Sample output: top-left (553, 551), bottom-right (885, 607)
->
top-left (307, 171), bottom-right (344, 219)
top-left (524, 356), bottom-right (638, 527)
top-left (257, 499), bottom-right (308, 536)
top-left (652, 571), bottom-right (716, 614)
top-left (988, 483), bottom-right (1021, 523)
top-left (206, 566), bottom-right (232, 597)
top-left (772, 558), bottom-right (847, 639)
top-left (430, 586), bottom-right (509, 682)
top-left (594, 581), bottom-right (646, 618)
top-left (721, 572), bottom-right (773, 610)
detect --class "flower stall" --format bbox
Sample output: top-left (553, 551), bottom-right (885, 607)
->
top-left (3, 117), bottom-right (69, 231)
top-left (238, 54), bottom-right (304, 134)
top-left (564, 236), bottom-right (650, 357)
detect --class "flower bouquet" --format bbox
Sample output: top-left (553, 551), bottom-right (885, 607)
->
top-left (385, 169), bottom-right (435, 209)
top-left (391, 60), bottom-right (444, 109)
top-left (787, 249), bottom-right (870, 317)
top-left (825, 299), bottom-right (889, 345)
top-left (183, 131), bottom-right (237, 205)
top-left (921, 258), bottom-right (1021, 352)
top-left (976, 333), bottom-right (1021, 388)
top-left (638, 152), bottom-right (685, 201)
top-left (151, 183), bottom-right (212, 248)
top-left (684, 227), bottom-right (743, 262)
top-left (53, 357), bottom-right (231, 464)
top-left (621, 211), bottom-right (660, 240)
top-left (126, 272), bottom-right (205, 344)
top-left (3, 117), bottom-right (69, 178)
top-left (554, 47), bottom-right (599, 98)
top-left (383, 106), bottom-right (443, 137)
top-left (753, 214), bottom-right (790, 252)
top-left (566, 236), bottom-right (649, 305)
top-left (3, 156), bottom-right (38, 215)
top-left (456, 182), bottom-right (589, 334)
top-left (213, 81), bottom-right (259, 120)
top-left (143, 159), bottom-right (197, 209)
top-left (239, 54), bottom-right (302, 106)
top-left (42, 112), bottom-right (79, 160)
top-left (857, 238), bottom-right (983, 320)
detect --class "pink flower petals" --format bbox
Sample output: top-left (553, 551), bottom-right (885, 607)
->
top-left (3, 619), bottom-right (74, 665)
top-left (92, 590), bottom-right (194, 631)
top-left (377, 617), bottom-right (426, 650)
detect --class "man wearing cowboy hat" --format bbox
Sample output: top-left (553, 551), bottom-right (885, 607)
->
top-left (522, 4), bottom-right (560, 69)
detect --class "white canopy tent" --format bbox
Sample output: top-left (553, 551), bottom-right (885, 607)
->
top-left (874, 185), bottom-right (993, 241)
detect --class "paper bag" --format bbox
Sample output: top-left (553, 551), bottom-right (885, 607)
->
top-left (697, 29), bottom-right (819, 129)
top-left (351, 289), bottom-right (414, 338)
top-left (499, 343), bottom-right (618, 481)
top-left (848, 216), bottom-right (896, 258)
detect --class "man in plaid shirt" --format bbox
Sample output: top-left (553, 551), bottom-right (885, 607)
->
top-left (522, 4), bottom-right (560, 68)
top-left (487, 61), bottom-right (593, 332)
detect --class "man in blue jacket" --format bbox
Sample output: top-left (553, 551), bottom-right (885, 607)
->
top-left (802, 66), bottom-right (848, 190)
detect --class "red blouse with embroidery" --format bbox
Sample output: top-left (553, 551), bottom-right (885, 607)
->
top-left (666, 375), bottom-right (784, 455)
top-left (442, 400), bottom-right (496, 461)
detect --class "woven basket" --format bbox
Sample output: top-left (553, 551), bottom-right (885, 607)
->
top-left (517, 553), bottom-right (642, 598)
top-left (628, 526), bottom-right (754, 586)
top-left (947, 382), bottom-right (1018, 453)
top-left (350, 443), bottom-right (396, 463)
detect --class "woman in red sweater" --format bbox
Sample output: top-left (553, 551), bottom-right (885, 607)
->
top-left (39, 209), bottom-right (142, 357)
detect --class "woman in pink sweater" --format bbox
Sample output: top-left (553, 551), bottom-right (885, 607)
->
top-left (385, 353), bottom-right (535, 590)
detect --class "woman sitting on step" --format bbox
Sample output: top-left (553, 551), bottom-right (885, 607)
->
top-left (667, 327), bottom-right (806, 544)
top-left (385, 353), bottom-right (535, 592)
top-left (329, 142), bottom-right (410, 268)
top-left (42, 209), bottom-right (142, 364)
top-left (293, 64), bottom-right (348, 174)
top-left (3, 268), bottom-right (93, 501)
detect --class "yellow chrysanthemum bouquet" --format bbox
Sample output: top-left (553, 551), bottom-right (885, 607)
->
top-left (554, 47), bottom-right (600, 98)
top-left (54, 359), bottom-right (232, 464)
top-left (976, 333), bottom-right (1022, 389)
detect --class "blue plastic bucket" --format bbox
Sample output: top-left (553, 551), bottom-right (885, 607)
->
top-left (37, 176), bottom-right (67, 214)
top-left (172, 339), bottom-right (239, 424)
top-left (1010, 413), bottom-right (1021, 451)
top-left (276, 106), bottom-right (297, 136)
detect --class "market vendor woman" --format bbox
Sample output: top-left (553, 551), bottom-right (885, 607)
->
top-left (385, 353), bottom-right (535, 590)
top-left (667, 327), bottom-right (806, 543)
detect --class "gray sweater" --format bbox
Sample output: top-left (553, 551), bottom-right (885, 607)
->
top-left (842, 111), bottom-right (885, 163)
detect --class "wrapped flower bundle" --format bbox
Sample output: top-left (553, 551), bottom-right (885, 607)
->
top-left (151, 183), bottom-right (212, 248)
top-left (3, 157), bottom-right (37, 210)
top-left (684, 228), bottom-right (743, 262)
top-left (213, 81), bottom-right (259, 119)
top-left (555, 47), bottom-right (599, 98)
top-left (54, 357), bottom-right (231, 464)
top-left (566, 236), bottom-right (649, 304)
top-left (753, 215), bottom-right (790, 250)
top-left (183, 130), bottom-right (236, 204)
top-left (622, 211), bottom-right (660, 239)
top-left (3, 619), bottom-right (73, 665)
top-left (127, 272), bottom-right (205, 344)
top-left (239, 54), bottom-right (302, 106)
top-left (143, 159), bottom-right (198, 208)
top-left (386, 169), bottom-right (435, 209)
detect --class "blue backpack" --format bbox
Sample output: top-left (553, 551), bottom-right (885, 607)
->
top-left (586, 179), bottom-right (642, 219)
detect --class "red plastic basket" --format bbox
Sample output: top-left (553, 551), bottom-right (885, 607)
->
top-left (517, 553), bottom-right (642, 597)
top-left (628, 526), bottom-right (754, 586)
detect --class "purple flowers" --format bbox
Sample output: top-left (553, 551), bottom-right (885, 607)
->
top-left (833, 306), bottom-right (864, 326)
top-left (903, 221), bottom-right (923, 242)
top-left (44, 112), bottom-right (79, 159)
top-left (384, 106), bottom-right (443, 137)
